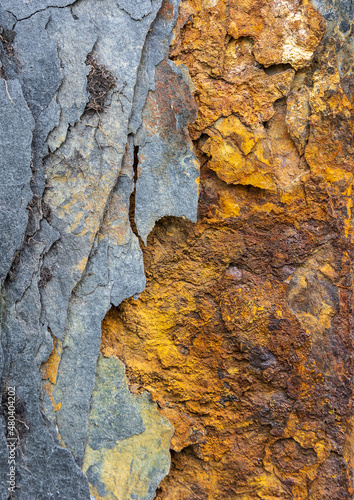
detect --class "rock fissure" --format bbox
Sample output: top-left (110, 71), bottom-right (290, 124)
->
top-left (128, 144), bottom-right (145, 248)
top-left (11, 1), bottom-right (80, 26)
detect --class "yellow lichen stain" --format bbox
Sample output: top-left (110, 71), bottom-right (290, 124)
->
top-left (344, 183), bottom-right (354, 238)
top-left (88, 485), bottom-right (108, 500)
top-left (77, 256), bottom-right (89, 274)
top-left (324, 166), bottom-right (353, 186)
top-left (42, 381), bottom-right (61, 412)
top-left (201, 119), bottom-right (281, 192)
top-left (41, 337), bottom-right (62, 385)
top-left (250, 202), bottom-right (279, 214)
top-left (201, 135), bottom-right (246, 184)
top-left (40, 336), bottom-right (67, 449)
top-left (319, 263), bottom-right (336, 281)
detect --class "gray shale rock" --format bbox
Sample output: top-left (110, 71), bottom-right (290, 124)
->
top-left (0, 0), bottom-right (198, 498)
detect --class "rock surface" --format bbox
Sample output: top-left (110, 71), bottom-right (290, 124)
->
top-left (0, 0), bottom-right (197, 498)
top-left (1, 0), bottom-right (354, 499)
top-left (100, 0), bottom-right (354, 498)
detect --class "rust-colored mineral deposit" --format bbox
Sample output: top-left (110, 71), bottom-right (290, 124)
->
top-left (101, 0), bottom-right (354, 498)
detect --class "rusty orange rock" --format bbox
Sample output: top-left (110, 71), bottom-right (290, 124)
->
top-left (101, 0), bottom-right (354, 498)
top-left (170, 0), bottom-right (324, 137)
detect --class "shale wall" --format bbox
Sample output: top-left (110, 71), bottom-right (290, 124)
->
top-left (0, 0), bottom-right (353, 499)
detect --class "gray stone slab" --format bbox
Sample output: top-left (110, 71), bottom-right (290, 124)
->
top-left (1, 0), bottom-right (75, 20)
top-left (83, 356), bottom-right (173, 500)
top-left (0, 78), bottom-right (34, 283)
top-left (135, 61), bottom-right (199, 243)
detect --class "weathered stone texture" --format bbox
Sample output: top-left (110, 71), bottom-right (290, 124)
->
top-left (0, 0), bottom-right (198, 498)
top-left (100, 0), bottom-right (354, 498)
top-left (1, 0), bottom-right (354, 498)
top-left (0, 79), bottom-right (34, 282)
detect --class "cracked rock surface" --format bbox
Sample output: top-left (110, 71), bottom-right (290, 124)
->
top-left (0, 0), bottom-right (197, 498)
top-left (2, 0), bottom-right (354, 499)
top-left (100, 0), bottom-right (354, 499)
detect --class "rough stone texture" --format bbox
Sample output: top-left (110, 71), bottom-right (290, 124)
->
top-left (83, 356), bottom-right (173, 500)
top-left (135, 60), bottom-right (199, 243)
top-left (0, 0), bottom-right (198, 498)
top-left (100, 0), bottom-right (354, 498)
top-left (2, 0), bottom-right (354, 498)
top-left (0, 79), bottom-right (34, 283)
